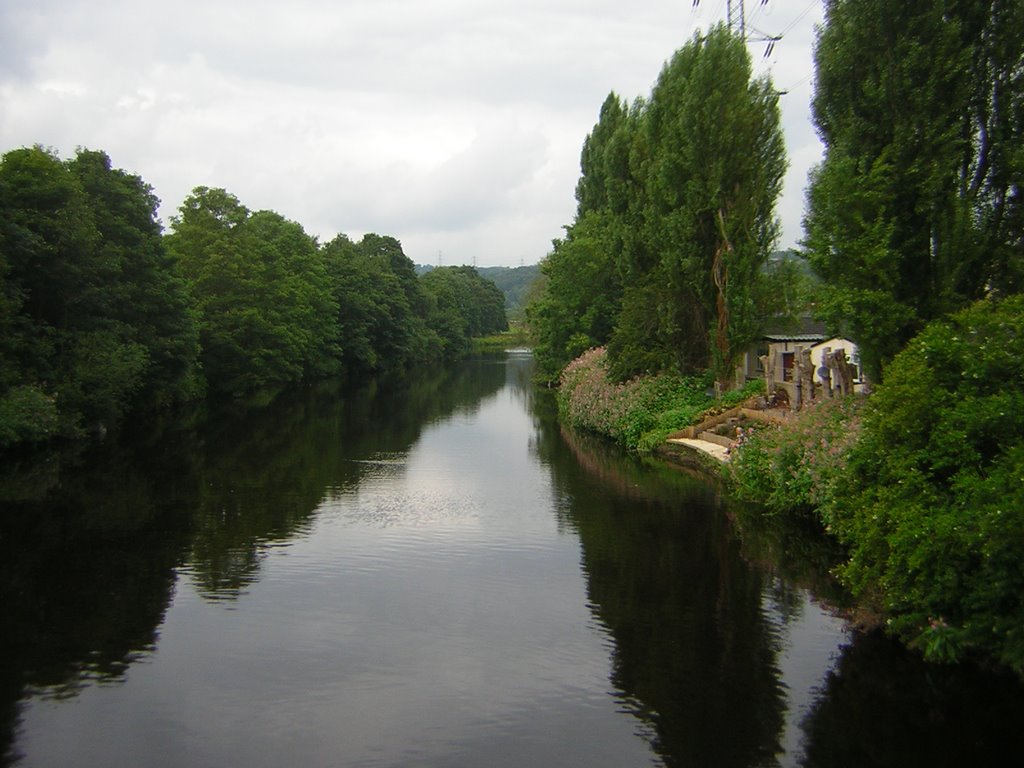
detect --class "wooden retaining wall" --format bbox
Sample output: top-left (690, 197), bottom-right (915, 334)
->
top-left (665, 403), bottom-right (788, 441)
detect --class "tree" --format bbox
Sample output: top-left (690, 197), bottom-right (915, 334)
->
top-left (531, 28), bottom-right (785, 386)
top-left (527, 211), bottom-right (623, 381)
top-left (575, 93), bottom-right (628, 219)
top-left (0, 146), bottom-right (97, 385)
top-left (528, 92), bottom-right (639, 382)
top-left (166, 188), bottom-right (336, 395)
top-left (420, 266), bottom-right (508, 360)
top-left (322, 233), bottom-right (440, 377)
top-left (631, 24), bottom-right (786, 384)
top-left (804, 0), bottom-right (1024, 381)
top-left (68, 149), bottom-right (201, 407)
top-left (0, 147), bottom-right (200, 441)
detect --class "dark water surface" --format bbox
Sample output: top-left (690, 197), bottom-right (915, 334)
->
top-left (2, 353), bottom-right (1022, 767)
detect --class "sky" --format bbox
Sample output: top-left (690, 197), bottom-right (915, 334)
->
top-left (0, 0), bottom-right (824, 268)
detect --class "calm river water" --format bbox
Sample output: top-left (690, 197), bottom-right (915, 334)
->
top-left (2, 352), bottom-right (1022, 767)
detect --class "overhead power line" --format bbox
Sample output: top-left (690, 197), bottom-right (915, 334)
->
top-left (692, 0), bottom-right (782, 56)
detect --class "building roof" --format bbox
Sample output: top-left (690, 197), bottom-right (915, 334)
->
top-left (761, 317), bottom-right (827, 342)
top-left (764, 332), bottom-right (828, 342)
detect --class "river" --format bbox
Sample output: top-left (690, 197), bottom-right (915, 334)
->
top-left (1, 352), bottom-right (1022, 767)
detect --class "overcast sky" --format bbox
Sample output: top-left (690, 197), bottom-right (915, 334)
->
top-left (1, 0), bottom-right (823, 267)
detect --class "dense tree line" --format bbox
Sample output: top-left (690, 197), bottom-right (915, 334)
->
top-left (0, 147), bottom-right (507, 449)
top-left (528, 25), bottom-right (790, 384)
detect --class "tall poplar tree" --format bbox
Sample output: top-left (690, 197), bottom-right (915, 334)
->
top-left (611, 24), bottom-right (786, 383)
top-left (804, 0), bottom-right (1024, 381)
top-left (528, 93), bottom-right (633, 381)
top-left (529, 26), bottom-right (786, 385)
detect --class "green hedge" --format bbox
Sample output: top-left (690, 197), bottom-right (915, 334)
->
top-left (823, 296), bottom-right (1024, 671)
top-left (729, 296), bottom-right (1024, 673)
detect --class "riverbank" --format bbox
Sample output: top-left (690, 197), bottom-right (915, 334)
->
top-left (555, 298), bottom-right (1024, 678)
top-left (557, 347), bottom-right (764, 454)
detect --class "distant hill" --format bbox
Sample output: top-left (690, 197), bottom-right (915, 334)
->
top-left (476, 266), bottom-right (541, 314)
top-left (416, 264), bottom-right (541, 317)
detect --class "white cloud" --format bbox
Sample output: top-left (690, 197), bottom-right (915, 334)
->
top-left (0, 0), bottom-right (823, 266)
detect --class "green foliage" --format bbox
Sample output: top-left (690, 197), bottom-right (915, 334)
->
top-left (820, 296), bottom-right (1024, 671)
top-left (67, 149), bottom-right (202, 407)
top-left (166, 188), bottom-right (337, 395)
top-left (420, 266), bottom-right (508, 360)
top-left (575, 92), bottom-right (629, 218)
top-left (640, 25), bottom-right (786, 383)
top-left (527, 211), bottom-right (623, 381)
top-left (0, 146), bottom-right (200, 445)
top-left (473, 265), bottom-right (541, 320)
top-left (606, 269), bottom-right (682, 380)
top-left (727, 397), bottom-right (865, 516)
top-left (557, 347), bottom-right (752, 453)
top-left (59, 330), bottom-right (150, 432)
top-left (321, 233), bottom-right (441, 378)
top-left (530, 26), bottom-right (786, 387)
top-left (804, 0), bottom-right (1024, 381)
top-left (0, 385), bottom-right (59, 445)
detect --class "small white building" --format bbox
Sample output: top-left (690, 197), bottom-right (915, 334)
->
top-left (735, 320), bottom-right (863, 407)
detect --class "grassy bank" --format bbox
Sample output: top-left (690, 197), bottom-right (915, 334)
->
top-left (556, 347), bottom-right (762, 453)
top-left (471, 323), bottom-right (532, 353)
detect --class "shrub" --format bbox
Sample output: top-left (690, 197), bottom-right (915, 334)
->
top-left (0, 385), bottom-right (59, 448)
top-left (558, 347), bottom-right (762, 452)
top-left (823, 295), bottom-right (1024, 672)
top-left (727, 396), bottom-right (864, 515)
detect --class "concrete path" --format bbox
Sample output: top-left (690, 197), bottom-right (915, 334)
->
top-left (665, 437), bottom-right (731, 463)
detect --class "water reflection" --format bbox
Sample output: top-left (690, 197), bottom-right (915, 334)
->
top-left (540, 403), bottom-right (1024, 766)
top-left (801, 630), bottom-right (1024, 766)
top-left (539, 424), bottom-right (787, 766)
top-left (1, 352), bottom-right (1022, 767)
top-left (185, 357), bottom-right (510, 600)
top-left (0, 434), bottom-right (194, 762)
top-left (0, 359), bottom-right (508, 764)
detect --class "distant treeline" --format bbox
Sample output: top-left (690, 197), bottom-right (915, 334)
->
top-left (0, 146), bottom-right (507, 449)
top-left (417, 264), bottom-right (540, 320)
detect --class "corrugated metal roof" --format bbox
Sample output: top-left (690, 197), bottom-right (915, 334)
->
top-left (764, 333), bottom-right (827, 342)
top-left (761, 316), bottom-right (828, 341)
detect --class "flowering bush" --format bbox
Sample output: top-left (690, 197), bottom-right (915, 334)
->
top-left (727, 396), bottom-right (865, 515)
top-left (558, 347), bottom-right (762, 452)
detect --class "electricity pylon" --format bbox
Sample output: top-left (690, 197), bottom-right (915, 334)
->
top-left (727, 0), bottom-right (747, 38)
top-left (694, 0), bottom-right (781, 55)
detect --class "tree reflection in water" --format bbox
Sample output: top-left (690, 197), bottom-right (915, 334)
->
top-left (543, 414), bottom-right (1024, 767)
top-left (2, 353), bottom-right (1022, 767)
